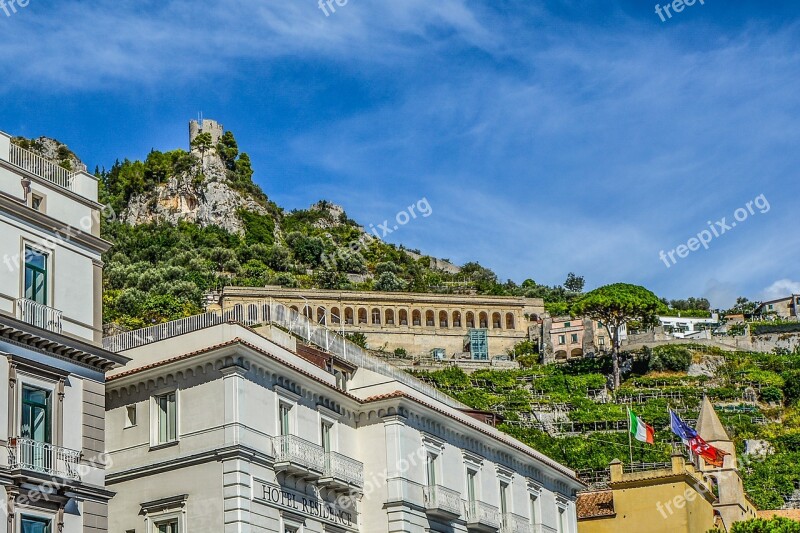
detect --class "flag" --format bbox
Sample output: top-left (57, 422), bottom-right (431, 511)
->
top-left (628, 408), bottom-right (655, 444)
top-left (669, 409), bottom-right (697, 443)
top-left (688, 435), bottom-right (729, 467)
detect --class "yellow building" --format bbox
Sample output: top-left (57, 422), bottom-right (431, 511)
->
top-left (578, 398), bottom-right (758, 533)
top-left (577, 455), bottom-right (722, 533)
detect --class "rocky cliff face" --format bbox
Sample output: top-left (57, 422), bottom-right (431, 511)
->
top-left (12, 136), bottom-right (86, 173)
top-left (122, 154), bottom-right (269, 235)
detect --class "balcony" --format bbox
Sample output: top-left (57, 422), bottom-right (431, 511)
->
top-left (16, 298), bottom-right (63, 334)
top-left (533, 525), bottom-right (557, 533)
top-left (466, 501), bottom-right (502, 532)
top-left (501, 513), bottom-right (534, 533)
top-left (320, 451), bottom-right (364, 492)
top-left (423, 485), bottom-right (462, 519)
top-left (8, 143), bottom-right (81, 191)
top-left (273, 435), bottom-right (325, 479)
top-left (5, 438), bottom-right (82, 480)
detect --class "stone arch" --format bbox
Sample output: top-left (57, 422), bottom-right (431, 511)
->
top-left (466, 312), bottom-right (475, 328)
top-left (385, 309), bottom-right (395, 325)
top-left (303, 306), bottom-right (312, 319)
top-left (290, 305), bottom-right (299, 313)
top-left (247, 304), bottom-right (259, 322)
top-left (439, 310), bottom-right (449, 328)
top-left (555, 350), bottom-right (568, 361)
top-left (371, 308), bottom-right (381, 325)
top-left (453, 311), bottom-right (462, 328)
top-left (262, 304), bottom-right (270, 322)
top-left (570, 348), bottom-right (583, 358)
top-left (479, 312), bottom-right (489, 329)
top-left (412, 310), bottom-right (422, 327)
top-left (330, 307), bottom-right (341, 324)
top-left (358, 308), bottom-right (368, 324)
top-left (317, 307), bottom-right (326, 325)
top-left (506, 312), bottom-right (515, 330)
top-left (345, 307), bottom-right (354, 325)
top-left (399, 309), bottom-right (409, 326)
top-left (425, 310), bottom-right (435, 327)
top-left (492, 312), bottom-right (502, 329)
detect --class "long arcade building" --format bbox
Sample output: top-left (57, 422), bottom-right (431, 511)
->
top-left (0, 131), bottom-right (129, 532)
top-left (102, 307), bottom-right (584, 533)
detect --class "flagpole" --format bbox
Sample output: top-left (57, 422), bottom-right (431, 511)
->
top-left (627, 408), bottom-right (634, 466)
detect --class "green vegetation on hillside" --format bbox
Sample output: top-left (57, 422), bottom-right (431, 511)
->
top-left (413, 345), bottom-right (800, 510)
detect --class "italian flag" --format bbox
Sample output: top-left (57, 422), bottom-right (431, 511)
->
top-left (628, 409), bottom-right (655, 444)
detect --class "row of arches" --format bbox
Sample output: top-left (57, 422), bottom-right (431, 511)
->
top-left (554, 348), bottom-right (584, 361)
top-left (283, 305), bottom-right (518, 330)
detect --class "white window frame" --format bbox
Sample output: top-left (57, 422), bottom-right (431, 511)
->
top-left (527, 480), bottom-right (542, 525)
top-left (16, 372), bottom-right (57, 443)
top-left (17, 509), bottom-right (55, 533)
top-left (149, 510), bottom-right (185, 533)
top-left (125, 404), bottom-right (138, 429)
top-left (150, 389), bottom-right (179, 448)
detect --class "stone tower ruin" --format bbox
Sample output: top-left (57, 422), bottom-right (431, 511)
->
top-left (189, 119), bottom-right (224, 148)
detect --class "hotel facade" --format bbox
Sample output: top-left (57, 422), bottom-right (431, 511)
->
top-left (0, 132), bottom-right (128, 532)
top-left (103, 302), bottom-right (584, 533)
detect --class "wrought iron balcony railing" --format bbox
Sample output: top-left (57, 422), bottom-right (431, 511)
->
top-left (273, 435), bottom-right (325, 474)
top-left (6, 438), bottom-right (82, 480)
top-left (323, 450), bottom-right (364, 488)
top-left (466, 500), bottom-right (502, 530)
top-left (423, 485), bottom-right (462, 517)
top-left (16, 298), bottom-right (63, 334)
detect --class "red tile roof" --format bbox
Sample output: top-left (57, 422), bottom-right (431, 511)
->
top-left (576, 491), bottom-right (615, 520)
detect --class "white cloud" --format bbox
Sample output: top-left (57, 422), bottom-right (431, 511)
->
top-left (761, 279), bottom-right (800, 301)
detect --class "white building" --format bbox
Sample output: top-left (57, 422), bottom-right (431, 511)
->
top-left (658, 314), bottom-right (719, 339)
top-left (0, 131), bottom-right (128, 532)
top-left (103, 303), bottom-right (584, 533)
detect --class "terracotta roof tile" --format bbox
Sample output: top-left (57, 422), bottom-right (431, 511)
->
top-left (576, 491), bottom-right (615, 520)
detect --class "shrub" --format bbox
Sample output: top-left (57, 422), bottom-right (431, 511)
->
top-left (648, 345), bottom-right (692, 372)
top-left (760, 386), bottom-right (784, 404)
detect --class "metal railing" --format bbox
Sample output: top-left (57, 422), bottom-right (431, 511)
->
top-left (324, 450), bottom-right (364, 488)
top-left (103, 300), bottom-right (467, 409)
top-left (16, 298), bottom-right (63, 334)
top-left (6, 438), bottom-right (81, 480)
top-left (501, 513), bottom-right (532, 533)
top-left (423, 485), bottom-right (463, 516)
top-left (272, 435), bottom-right (325, 473)
top-left (8, 144), bottom-right (75, 190)
top-left (465, 500), bottom-right (502, 529)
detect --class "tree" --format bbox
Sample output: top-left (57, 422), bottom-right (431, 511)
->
top-left (571, 283), bottom-right (665, 389)
top-left (375, 271), bottom-right (407, 292)
top-left (727, 517), bottom-right (800, 533)
top-left (190, 132), bottom-right (213, 169)
top-left (564, 272), bottom-right (585, 293)
top-left (345, 332), bottom-right (368, 349)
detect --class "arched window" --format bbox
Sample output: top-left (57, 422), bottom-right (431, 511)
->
top-left (570, 348), bottom-right (583, 359)
top-left (317, 307), bottom-right (326, 325)
top-left (248, 304), bottom-right (258, 322)
top-left (479, 312), bottom-right (489, 328)
top-left (262, 304), bottom-right (270, 323)
top-left (492, 312), bottom-right (502, 329)
top-left (372, 308), bottom-right (381, 325)
top-left (385, 309), bottom-right (395, 325)
top-left (358, 308), bottom-right (368, 324)
top-left (506, 312), bottom-right (515, 330)
top-left (290, 305), bottom-right (299, 313)
top-left (399, 309), bottom-right (409, 326)
top-left (426, 310), bottom-right (435, 327)
top-left (331, 307), bottom-right (341, 324)
top-left (345, 307), bottom-right (354, 325)
top-left (303, 306), bottom-right (312, 319)
top-left (439, 311), bottom-right (448, 328)
top-left (453, 311), bottom-right (462, 328)
top-left (412, 310), bottom-right (422, 327)
top-left (555, 350), bottom-right (568, 361)
top-left (466, 312), bottom-right (475, 328)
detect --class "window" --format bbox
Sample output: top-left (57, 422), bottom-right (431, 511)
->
top-left (321, 421), bottom-right (332, 453)
top-left (21, 516), bottom-right (51, 533)
top-left (570, 334), bottom-right (578, 344)
top-left (155, 392), bottom-right (177, 444)
top-left (279, 404), bottom-right (291, 436)
top-left (599, 336), bottom-right (605, 347)
top-left (426, 453), bottom-right (437, 486)
top-left (466, 469), bottom-right (477, 503)
top-left (564, 322), bottom-right (571, 328)
top-left (530, 495), bottom-right (539, 525)
top-left (155, 519), bottom-right (178, 533)
top-left (499, 482), bottom-right (509, 515)
top-left (21, 385), bottom-right (51, 444)
top-left (126, 405), bottom-right (137, 428)
top-left (24, 246), bottom-right (48, 305)
top-left (558, 335), bottom-right (566, 345)
top-left (31, 194), bottom-right (44, 212)
top-left (558, 507), bottom-right (566, 533)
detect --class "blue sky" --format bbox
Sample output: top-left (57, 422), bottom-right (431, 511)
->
top-left (1, 0), bottom-right (799, 308)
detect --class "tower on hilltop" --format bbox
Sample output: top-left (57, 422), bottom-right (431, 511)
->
top-left (189, 118), bottom-right (224, 148)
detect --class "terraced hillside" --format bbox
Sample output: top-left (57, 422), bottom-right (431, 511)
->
top-left (410, 344), bottom-right (800, 510)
